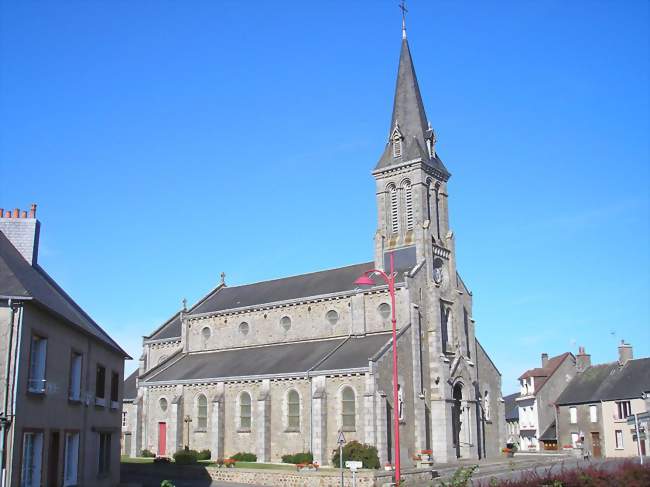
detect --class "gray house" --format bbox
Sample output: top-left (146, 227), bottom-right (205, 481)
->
top-left (0, 206), bottom-right (129, 487)
top-left (556, 343), bottom-right (649, 459)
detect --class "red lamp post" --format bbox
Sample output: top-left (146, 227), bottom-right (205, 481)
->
top-left (354, 252), bottom-right (401, 485)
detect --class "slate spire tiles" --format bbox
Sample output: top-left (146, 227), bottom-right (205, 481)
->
top-left (375, 36), bottom-right (449, 175)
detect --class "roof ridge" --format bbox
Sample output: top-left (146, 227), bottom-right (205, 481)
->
top-left (220, 261), bottom-right (374, 290)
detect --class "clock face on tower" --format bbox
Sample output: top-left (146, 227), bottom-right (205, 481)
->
top-left (432, 258), bottom-right (444, 284)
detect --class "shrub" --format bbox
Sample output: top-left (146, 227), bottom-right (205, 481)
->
top-left (331, 441), bottom-right (380, 469)
top-left (154, 457), bottom-right (171, 464)
top-left (282, 452), bottom-right (314, 464)
top-left (231, 452), bottom-right (257, 462)
top-left (160, 481), bottom-right (175, 487)
top-left (141, 449), bottom-right (156, 458)
top-left (197, 449), bottom-right (211, 461)
top-left (173, 449), bottom-right (199, 465)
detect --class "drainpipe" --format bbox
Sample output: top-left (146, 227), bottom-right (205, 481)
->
top-left (1, 300), bottom-right (17, 487)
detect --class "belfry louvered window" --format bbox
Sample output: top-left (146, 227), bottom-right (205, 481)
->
top-left (388, 184), bottom-right (399, 234)
top-left (403, 180), bottom-right (414, 230)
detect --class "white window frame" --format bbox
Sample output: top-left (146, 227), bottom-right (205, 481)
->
top-left (569, 406), bottom-right (577, 424)
top-left (63, 432), bottom-right (80, 486)
top-left (28, 335), bottom-right (47, 394)
top-left (589, 405), bottom-right (597, 423)
top-left (20, 431), bottom-right (43, 487)
top-left (615, 429), bottom-right (624, 449)
top-left (69, 352), bottom-right (82, 401)
top-left (571, 432), bottom-right (579, 448)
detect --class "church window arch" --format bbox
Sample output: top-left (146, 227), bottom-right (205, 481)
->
top-left (197, 394), bottom-right (208, 429)
top-left (387, 184), bottom-right (399, 235)
top-left (402, 179), bottom-right (414, 231)
top-left (326, 310), bottom-right (339, 325)
top-left (239, 392), bottom-right (252, 430)
top-left (341, 386), bottom-right (356, 431)
top-left (484, 390), bottom-right (491, 421)
top-left (159, 397), bottom-right (168, 412)
top-left (201, 326), bottom-right (211, 340)
top-left (434, 182), bottom-right (441, 239)
top-left (157, 355), bottom-right (168, 365)
top-left (378, 303), bottom-right (391, 320)
top-left (286, 389), bottom-right (300, 430)
top-left (280, 316), bottom-right (291, 331)
top-left (239, 322), bottom-right (249, 336)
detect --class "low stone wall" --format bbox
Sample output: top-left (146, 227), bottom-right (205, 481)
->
top-left (207, 466), bottom-right (437, 487)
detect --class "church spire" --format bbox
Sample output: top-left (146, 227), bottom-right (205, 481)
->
top-left (375, 7), bottom-right (447, 175)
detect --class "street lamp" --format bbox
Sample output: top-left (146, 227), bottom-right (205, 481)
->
top-left (354, 252), bottom-right (401, 486)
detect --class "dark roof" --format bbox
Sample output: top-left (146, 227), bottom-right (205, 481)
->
top-left (504, 393), bottom-right (519, 421)
top-left (145, 333), bottom-right (392, 383)
top-left (123, 369), bottom-right (138, 401)
top-left (375, 37), bottom-right (449, 176)
top-left (519, 352), bottom-right (573, 392)
top-left (190, 262), bottom-right (376, 316)
top-left (557, 358), bottom-right (650, 405)
top-left (147, 261), bottom-right (410, 341)
top-left (0, 232), bottom-right (129, 357)
top-left (539, 421), bottom-right (557, 441)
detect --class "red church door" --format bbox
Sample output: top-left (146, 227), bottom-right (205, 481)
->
top-left (158, 422), bottom-right (167, 456)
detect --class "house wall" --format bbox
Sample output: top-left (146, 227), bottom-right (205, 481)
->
top-left (6, 303), bottom-right (124, 487)
top-left (602, 398), bottom-right (648, 458)
top-left (536, 358), bottom-right (576, 447)
top-left (475, 343), bottom-right (505, 458)
top-left (557, 403), bottom-right (604, 454)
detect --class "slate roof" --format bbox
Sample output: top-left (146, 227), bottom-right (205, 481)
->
top-left (0, 232), bottom-right (129, 357)
top-left (557, 358), bottom-right (650, 405)
top-left (147, 262), bottom-right (387, 341)
top-left (519, 352), bottom-right (572, 393)
top-left (539, 421), bottom-right (557, 441)
top-left (123, 369), bottom-right (138, 401)
top-left (375, 37), bottom-right (449, 177)
top-left (144, 332), bottom-right (393, 383)
top-left (504, 392), bottom-right (519, 421)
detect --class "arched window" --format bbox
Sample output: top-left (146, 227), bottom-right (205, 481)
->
top-left (341, 387), bottom-right (356, 430)
top-left (387, 184), bottom-right (399, 235)
top-left (287, 390), bottom-right (300, 430)
top-left (197, 394), bottom-right (208, 429)
top-left (426, 179), bottom-right (432, 223)
top-left (280, 316), bottom-right (291, 331)
top-left (326, 310), bottom-right (339, 325)
top-left (484, 391), bottom-right (490, 421)
top-left (240, 392), bottom-right (252, 429)
top-left (159, 397), bottom-right (168, 412)
top-left (157, 355), bottom-right (168, 365)
top-left (434, 182), bottom-right (441, 239)
top-left (403, 180), bottom-right (414, 231)
top-left (201, 326), bottom-right (211, 340)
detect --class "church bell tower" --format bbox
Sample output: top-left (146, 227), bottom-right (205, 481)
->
top-left (373, 16), bottom-right (452, 280)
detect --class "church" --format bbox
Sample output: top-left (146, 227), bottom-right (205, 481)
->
top-left (122, 15), bottom-right (506, 467)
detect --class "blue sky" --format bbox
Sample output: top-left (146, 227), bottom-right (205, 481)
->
top-left (1, 1), bottom-right (648, 393)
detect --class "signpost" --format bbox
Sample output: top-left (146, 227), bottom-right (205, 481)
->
top-left (626, 412), bottom-right (649, 465)
top-left (337, 430), bottom-right (346, 486)
top-left (346, 461), bottom-right (362, 487)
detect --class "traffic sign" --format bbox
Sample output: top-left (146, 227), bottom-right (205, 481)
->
top-left (337, 430), bottom-right (346, 445)
top-left (346, 461), bottom-right (362, 471)
top-left (627, 412), bottom-right (650, 425)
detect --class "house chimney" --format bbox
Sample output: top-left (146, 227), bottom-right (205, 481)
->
top-left (0, 203), bottom-right (40, 265)
top-left (618, 340), bottom-right (633, 366)
top-left (576, 346), bottom-right (591, 372)
top-left (541, 353), bottom-right (549, 368)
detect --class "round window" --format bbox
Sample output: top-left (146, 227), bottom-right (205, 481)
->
top-left (201, 326), bottom-right (211, 339)
top-left (326, 310), bottom-right (339, 325)
top-left (159, 398), bottom-right (168, 412)
top-left (378, 303), bottom-right (391, 320)
top-left (280, 316), bottom-right (291, 331)
top-left (239, 322), bottom-right (250, 335)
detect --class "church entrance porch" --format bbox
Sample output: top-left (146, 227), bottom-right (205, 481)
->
top-left (451, 382), bottom-right (474, 459)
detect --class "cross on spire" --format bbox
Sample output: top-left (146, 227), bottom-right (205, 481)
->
top-left (399, 0), bottom-right (408, 39)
